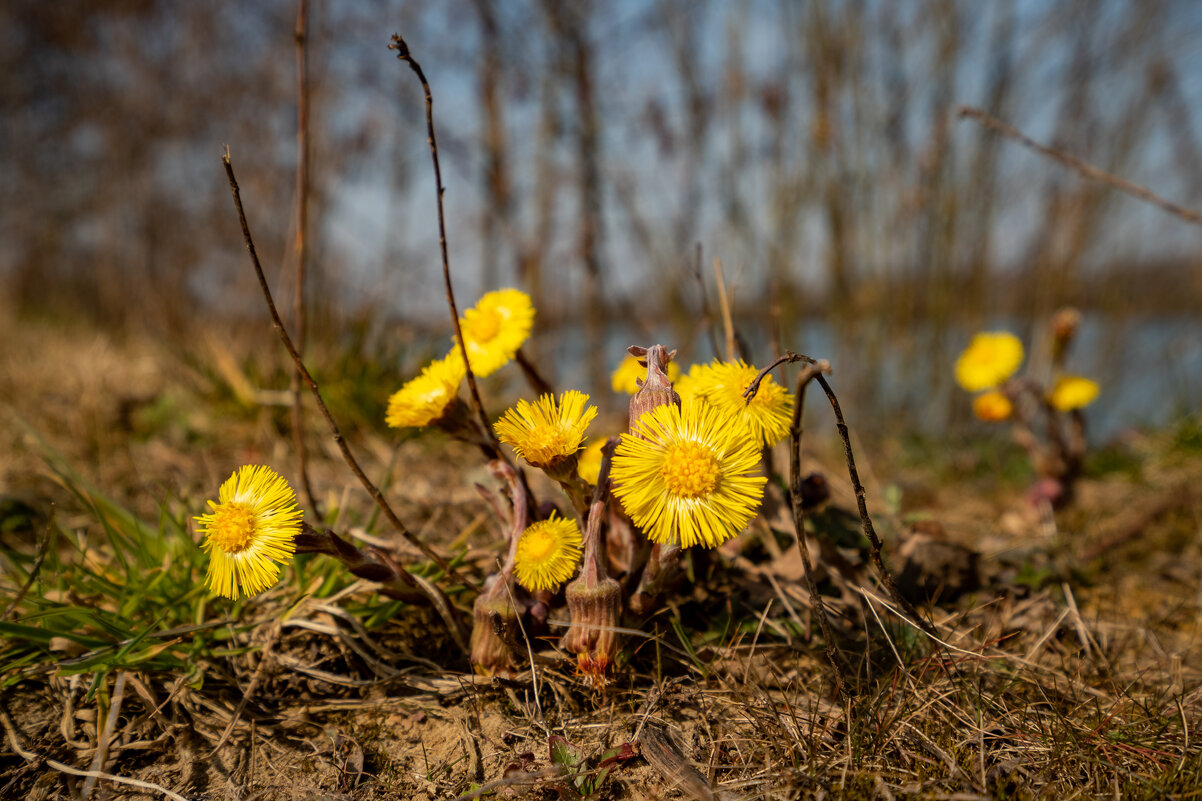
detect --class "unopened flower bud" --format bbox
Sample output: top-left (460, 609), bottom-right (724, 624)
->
top-left (562, 573), bottom-right (622, 685)
top-left (627, 345), bottom-right (680, 433)
top-left (470, 577), bottom-right (518, 677)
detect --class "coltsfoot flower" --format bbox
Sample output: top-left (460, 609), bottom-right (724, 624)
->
top-left (612, 352), bottom-right (679, 394)
top-left (385, 355), bottom-right (465, 429)
top-left (513, 513), bottom-right (584, 592)
top-left (676, 359), bottom-right (794, 447)
top-left (955, 332), bottom-right (1024, 392)
top-left (494, 390), bottom-right (597, 474)
top-left (450, 288), bottom-right (534, 376)
top-left (1049, 375), bottom-right (1099, 411)
top-left (195, 465), bottom-right (302, 599)
top-left (972, 390), bottom-right (1013, 422)
top-left (612, 401), bottom-right (766, 548)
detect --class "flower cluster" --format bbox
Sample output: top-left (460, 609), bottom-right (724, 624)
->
top-left (198, 283), bottom-right (806, 688)
top-left (386, 288), bottom-right (535, 433)
top-left (953, 311), bottom-right (1100, 507)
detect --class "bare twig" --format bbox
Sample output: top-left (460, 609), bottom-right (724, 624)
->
top-left (514, 347), bottom-right (555, 397)
top-left (785, 359), bottom-right (848, 697)
top-left (388, 35), bottom-right (502, 457)
top-left (221, 150), bottom-right (475, 594)
top-left (813, 373), bottom-right (935, 636)
top-left (742, 351), bottom-right (818, 403)
top-left (745, 352), bottom-right (933, 637)
top-left (958, 106), bottom-right (1202, 228)
top-left (290, 0), bottom-right (318, 514)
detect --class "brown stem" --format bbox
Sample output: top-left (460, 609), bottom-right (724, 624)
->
top-left (813, 373), bottom-right (935, 636)
top-left (290, 0), bottom-right (318, 516)
top-left (295, 523), bottom-right (467, 652)
top-left (388, 35), bottom-right (502, 459)
top-left (514, 347), bottom-right (555, 397)
top-left (788, 361), bottom-right (848, 698)
top-left (221, 150), bottom-right (476, 594)
top-left (742, 351), bottom-right (818, 404)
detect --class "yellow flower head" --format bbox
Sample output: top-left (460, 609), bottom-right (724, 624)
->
top-left (195, 465), bottom-right (302, 600)
top-left (674, 359), bottom-right (794, 447)
top-left (955, 332), bottom-right (1024, 392)
top-left (576, 437), bottom-right (609, 485)
top-left (611, 352), bottom-right (680, 394)
top-left (1049, 375), bottom-right (1099, 411)
top-left (451, 288), bottom-right (535, 377)
top-left (494, 390), bottom-right (597, 470)
top-left (611, 401), bottom-right (767, 548)
top-left (385, 355), bottom-right (465, 429)
top-left (972, 390), bottom-right (1013, 422)
top-left (513, 513), bottom-right (584, 592)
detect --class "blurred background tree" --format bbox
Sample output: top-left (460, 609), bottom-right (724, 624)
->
top-left (2, 0), bottom-right (1200, 435)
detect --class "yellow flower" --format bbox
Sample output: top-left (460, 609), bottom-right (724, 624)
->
top-left (611, 401), bottom-right (766, 549)
top-left (674, 360), bottom-right (793, 447)
top-left (494, 391), bottom-right (597, 470)
top-left (514, 513), bottom-right (584, 592)
top-left (611, 352), bottom-right (680, 394)
top-left (576, 437), bottom-right (609, 485)
top-left (385, 355), bottom-right (465, 429)
top-left (195, 466), bottom-right (302, 600)
top-left (1049, 375), bottom-right (1099, 411)
top-left (972, 390), bottom-right (1013, 422)
top-left (450, 288), bottom-right (534, 376)
top-left (955, 332), bottom-right (1024, 392)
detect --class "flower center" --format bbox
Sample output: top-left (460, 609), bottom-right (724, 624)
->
top-left (660, 441), bottom-right (720, 498)
top-left (208, 502), bottom-right (257, 553)
top-left (523, 426), bottom-right (571, 464)
top-left (465, 308), bottom-right (502, 343)
top-left (521, 528), bottom-right (558, 563)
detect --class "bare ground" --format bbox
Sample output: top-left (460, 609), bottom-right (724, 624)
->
top-left (2, 313), bottom-right (1201, 800)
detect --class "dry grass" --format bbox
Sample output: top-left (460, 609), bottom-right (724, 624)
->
top-left (1, 310), bottom-right (1200, 801)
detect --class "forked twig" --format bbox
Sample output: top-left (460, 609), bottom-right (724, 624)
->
top-left (221, 150), bottom-right (475, 594)
top-left (958, 106), bottom-right (1202, 228)
top-left (813, 372), bottom-right (935, 636)
top-left (786, 359), bottom-right (849, 698)
top-left (388, 34), bottom-right (503, 455)
top-left (746, 352), bottom-right (934, 639)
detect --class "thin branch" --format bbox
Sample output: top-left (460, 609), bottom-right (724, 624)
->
top-left (745, 353), bottom-right (934, 638)
top-left (290, 0), bottom-right (318, 514)
top-left (813, 373), bottom-right (935, 636)
top-left (788, 360), bottom-right (848, 698)
top-left (514, 347), bottom-right (555, 397)
top-left (221, 149), bottom-right (475, 593)
top-left (958, 106), bottom-right (1202, 228)
top-left (743, 351), bottom-right (818, 403)
top-left (388, 35), bottom-right (501, 456)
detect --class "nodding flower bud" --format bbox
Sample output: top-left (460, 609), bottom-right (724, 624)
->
top-left (470, 575), bottom-right (518, 677)
top-left (627, 344), bottom-right (680, 434)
